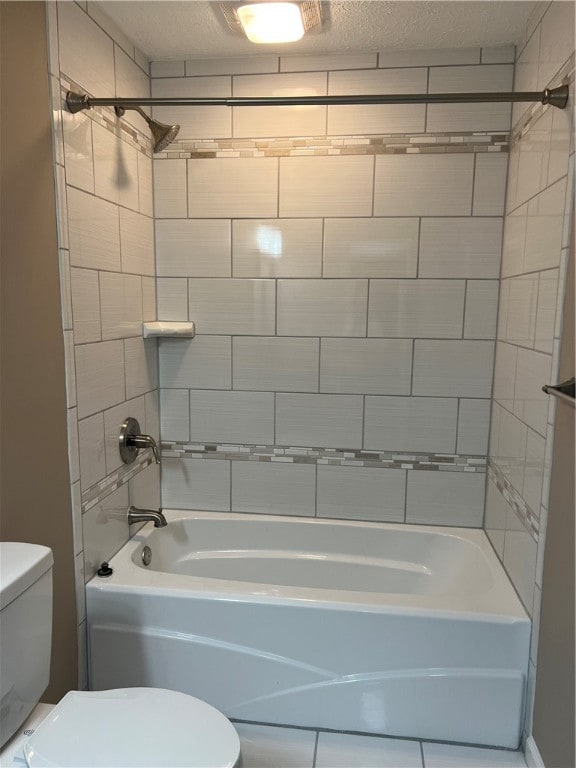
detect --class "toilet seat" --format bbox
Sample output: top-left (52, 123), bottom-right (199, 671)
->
top-left (23, 688), bottom-right (240, 768)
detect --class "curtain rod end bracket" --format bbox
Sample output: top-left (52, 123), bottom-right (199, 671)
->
top-left (66, 91), bottom-right (91, 113)
top-left (543, 84), bottom-right (569, 109)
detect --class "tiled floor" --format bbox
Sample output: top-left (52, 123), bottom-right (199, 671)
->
top-left (234, 723), bottom-right (528, 768)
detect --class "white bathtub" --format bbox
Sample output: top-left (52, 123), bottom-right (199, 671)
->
top-left (86, 510), bottom-right (530, 748)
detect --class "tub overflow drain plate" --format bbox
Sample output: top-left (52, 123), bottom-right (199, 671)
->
top-left (142, 546), bottom-right (152, 567)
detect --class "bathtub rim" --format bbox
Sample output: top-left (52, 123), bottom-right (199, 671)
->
top-left (89, 509), bottom-right (529, 624)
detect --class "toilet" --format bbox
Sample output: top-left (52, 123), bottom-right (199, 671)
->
top-left (0, 543), bottom-right (241, 767)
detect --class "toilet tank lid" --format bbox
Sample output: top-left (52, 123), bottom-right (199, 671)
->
top-left (0, 543), bottom-right (53, 610)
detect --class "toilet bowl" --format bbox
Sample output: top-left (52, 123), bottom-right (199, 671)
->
top-left (0, 543), bottom-right (240, 768)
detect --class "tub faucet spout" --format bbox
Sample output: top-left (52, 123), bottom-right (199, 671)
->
top-left (128, 505), bottom-right (167, 528)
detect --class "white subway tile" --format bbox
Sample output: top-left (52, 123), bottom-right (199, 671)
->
top-left (513, 27), bottom-right (540, 126)
top-left (473, 153), bottom-right (508, 216)
top-left (515, 111), bottom-right (552, 206)
top-left (412, 340), bottom-right (494, 397)
top-left (50, 76), bottom-right (65, 167)
top-left (100, 272), bottom-right (143, 339)
top-left (129, 463), bottom-right (160, 512)
top-left (233, 72), bottom-right (327, 138)
top-left (156, 219), bottom-right (231, 277)
top-left (464, 280), bottom-right (499, 339)
top-left (457, 399), bottom-right (491, 454)
top-left (63, 111), bottom-right (94, 193)
top-left (484, 479), bottom-right (508, 559)
top-left (320, 339), bottom-right (412, 395)
top-left (316, 730), bottom-right (422, 767)
top-left (427, 65), bottom-right (513, 132)
top-left (119, 209), bottom-right (155, 276)
top-left (504, 274), bottom-right (538, 347)
top-left (160, 389), bottom-right (190, 441)
top-left (68, 187), bottom-right (120, 271)
top-left (514, 347), bottom-right (551, 436)
top-left (103, 396), bottom-right (146, 474)
top-left (142, 277), bottom-right (156, 322)
top-left (328, 69), bottom-right (426, 134)
top-left (82, 485), bottom-right (130, 580)
top-left (419, 218), bottom-right (502, 279)
top-left (277, 279), bottom-right (368, 337)
top-left (232, 462), bottom-right (316, 516)
top-left (233, 219), bottom-right (322, 278)
top-left (524, 177), bottom-right (566, 272)
top-left (86, 1), bottom-right (135, 59)
top-left (63, 331), bottom-right (77, 408)
top-left (317, 465), bottom-right (406, 523)
top-left (157, 277), bottom-right (188, 321)
top-left (323, 218), bottom-right (419, 278)
top-left (78, 412), bottom-right (106, 490)
top-left (406, 471), bottom-right (485, 527)
top-left (152, 76), bottom-right (231, 139)
top-left (233, 337), bottom-right (318, 392)
top-left (151, 60), bottom-right (185, 78)
top-left (75, 341), bottom-right (125, 418)
top-left (71, 482), bottom-right (83, 557)
top-left (280, 156), bottom-right (373, 217)
top-left (492, 406), bottom-right (529, 494)
top-left (535, 269), bottom-right (558, 353)
top-left (368, 280), bottom-right (465, 338)
top-left (537, 0), bottom-right (575, 88)
top-left (364, 396), bottom-right (458, 453)
top-left (189, 279), bottom-right (275, 335)
top-left (481, 46), bottom-right (516, 64)
top-left (59, 249), bottom-right (73, 331)
top-left (114, 46), bottom-right (150, 132)
top-left (503, 506), bottom-right (537, 614)
top-left (501, 205), bottom-right (528, 278)
top-left (493, 342), bottom-right (518, 411)
top-left (547, 106), bottom-right (571, 186)
top-left (187, 56), bottom-right (279, 76)
top-left (374, 154), bottom-right (474, 216)
top-left (92, 123), bottom-right (139, 211)
top-left (378, 48), bottom-right (480, 67)
top-left (145, 389), bottom-right (160, 443)
top-left (160, 336), bottom-right (231, 390)
top-left (58, 1), bottom-right (115, 97)
top-left (45, 0), bottom-right (59, 77)
top-left (56, 166), bottom-right (69, 250)
top-left (523, 428), bottom-right (546, 513)
top-left (137, 152), bottom-right (154, 217)
top-left (189, 390), bottom-right (274, 444)
top-left (276, 393), bottom-right (363, 449)
top-left (189, 158), bottom-right (278, 218)
top-left (71, 268), bottom-right (101, 343)
top-left (162, 457), bottom-right (230, 510)
top-left (154, 159), bottom-right (187, 218)
top-left (282, 53), bottom-right (377, 72)
top-left (124, 337), bottom-right (159, 399)
top-left (235, 723), bottom-right (316, 767)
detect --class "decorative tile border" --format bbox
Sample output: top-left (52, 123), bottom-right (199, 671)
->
top-left (156, 131), bottom-right (509, 159)
top-left (81, 449), bottom-right (155, 513)
top-left (488, 459), bottom-right (539, 540)
top-left (60, 74), bottom-right (153, 158)
top-left (162, 441), bottom-right (486, 472)
top-left (511, 55), bottom-right (575, 147)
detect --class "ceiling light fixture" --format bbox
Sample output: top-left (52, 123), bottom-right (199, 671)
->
top-left (221, 1), bottom-right (322, 44)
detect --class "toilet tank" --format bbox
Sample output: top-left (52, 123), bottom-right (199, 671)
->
top-left (0, 543), bottom-right (53, 748)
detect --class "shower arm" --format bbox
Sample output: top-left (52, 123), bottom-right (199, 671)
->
top-left (66, 84), bottom-right (570, 113)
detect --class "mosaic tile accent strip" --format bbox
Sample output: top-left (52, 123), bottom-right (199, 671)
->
top-left (81, 449), bottom-right (155, 513)
top-left (511, 55), bottom-right (575, 147)
top-left (60, 74), bottom-right (153, 158)
top-left (162, 441), bottom-right (487, 472)
top-left (488, 459), bottom-right (539, 541)
top-left (155, 132), bottom-right (509, 159)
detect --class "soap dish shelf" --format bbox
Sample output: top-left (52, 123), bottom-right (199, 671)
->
top-left (143, 321), bottom-right (195, 338)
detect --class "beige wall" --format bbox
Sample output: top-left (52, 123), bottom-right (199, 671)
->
top-left (0, 1), bottom-right (78, 700)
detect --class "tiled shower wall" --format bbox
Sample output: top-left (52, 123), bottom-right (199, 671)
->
top-left (46, 1), bottom-right (158, 688)
top-left (151, 46), bottom-right (514, 525)
top-left (483, 0), bottom-right (575, 747)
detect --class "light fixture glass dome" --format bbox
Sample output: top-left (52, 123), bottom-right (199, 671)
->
top-left (237, 2), bottom-right (305, 44)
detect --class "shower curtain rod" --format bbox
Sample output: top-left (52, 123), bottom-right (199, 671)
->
top-left (66, 84), bottom-right (569, 112)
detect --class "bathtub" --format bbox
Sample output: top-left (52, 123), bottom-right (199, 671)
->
top-left (86, 510), bottom-right (530, 748)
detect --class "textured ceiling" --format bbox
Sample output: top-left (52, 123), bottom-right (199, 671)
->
top-left (95, 1), bottom-right (537, 61)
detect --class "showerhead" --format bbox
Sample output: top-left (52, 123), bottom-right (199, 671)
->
top-left (114, 105), bottom-right (180, 152)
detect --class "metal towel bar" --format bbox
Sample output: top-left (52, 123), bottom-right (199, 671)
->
top-left (542, 377), bottom-right (575, 407)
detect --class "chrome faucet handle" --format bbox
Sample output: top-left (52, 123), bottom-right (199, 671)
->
top-left (119, 417), bottom-right (161, 465)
